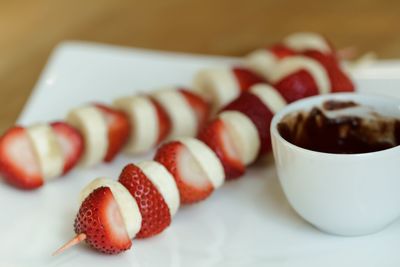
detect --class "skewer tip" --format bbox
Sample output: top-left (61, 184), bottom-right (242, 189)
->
top-left (337, 46), bottom-right (358, 60)
top-left (52, 233), bottom-right (87, 256)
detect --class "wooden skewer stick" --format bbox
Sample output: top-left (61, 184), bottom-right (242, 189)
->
top-left (52, 233), bottom-right (87, 256)
top-left (337, 46), bottom-right (358, 60)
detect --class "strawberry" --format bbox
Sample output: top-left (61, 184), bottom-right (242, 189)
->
top-left (270, 44), bottom-right (296, 59)
top-left (273, 69), bottom-right (319, 103)
top-left (51, 122), bottom-right (84, 174)
top-left (222, 92), bottom-right (274, 156)
top-left (150, 99), bottom-right (171, 143)
top-left (198, 120), bottom-right (245, 180)
top-left (232, 67), bottom-right (266, 91)
top-left (74, 186), bottom-right (132, 254)
top-left (154, 141), bottom-right (214, 203)
top-left (94, 104), bottom-right (131, 162)
top-left (0, 126), bottom-right (43, 189)
top-left (303, 50), bottom-right (355, 92)
top-left (118, 164), bottom-right (171, 238)
top-left (179, 89), bottom-right (210, 130)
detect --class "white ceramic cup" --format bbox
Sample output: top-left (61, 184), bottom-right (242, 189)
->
top-left (270, 93), bottom-right (400, 236)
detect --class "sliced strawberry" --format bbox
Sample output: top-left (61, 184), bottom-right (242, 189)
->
top-left (51, 122), bottom-right (84, 174)
top-left (198, 120), bottom-right (245, 180)
top-left (150, 99), bottom-right (171, 143)
top-left (303, 50), bottom-right (355, 92)
top-left (222, 92), bottom-right (274, 156)
top-left (118, 164), bottom-right (171, 238)
top-left (94, 104), bottom-right (130, 162)
top-left (179, 89), bottom-right (210, 130)
top-left (273, 69), bottom-right (320, 103)
top-left (0, 126), bottom-right (43, 190)
top-left (74, 186), bottom-right (132, 254)
top-left (232, 67), bottom-right (266, 91)
top-left (154, 141), bottom-right (214, 203)
top-left (269, 44), bottom-right (297, 59)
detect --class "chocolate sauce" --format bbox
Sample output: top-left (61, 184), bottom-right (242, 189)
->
top-left (278, 100), bottom-right (400, 154)
top-left (323, 100), bottom-right (358, 110)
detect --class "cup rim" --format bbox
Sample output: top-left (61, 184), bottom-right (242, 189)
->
top-left (270, 92), bottom-right (400, 158)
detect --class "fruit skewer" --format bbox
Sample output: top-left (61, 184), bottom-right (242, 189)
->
top-left (195, 32), bottom-right (354, 112)
top-left (0, 88), bottom-right (210, 189)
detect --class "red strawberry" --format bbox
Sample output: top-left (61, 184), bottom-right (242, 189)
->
top-left (118, 164), bottom-right (171, 238)
top-left (154, 141), bottom-right (214, 203)
top-left (51, 122), bottom-right (84, 174)
top-left (303, 50), bottom-right (355, 92)
top-left (179, 89), bottom-right (210, 130)
top-left (198, 120), bottom-right (245, 180)
top-left (74, 186), bottom-right (132, 254)
top-left (94, 104), bottom-right (131, 162)
top-left (273, 69), bottom-right (319, 103)
top-left (150, 99), bottom-right (171, 143)
top-left (232, 67), bottom-right (266, 91)
top-left (222, 92), bottom-right (274, 156)
top-left (270, 44), bottom-right (297, 59)
top-left (0, 126), bottom-right (43, 189)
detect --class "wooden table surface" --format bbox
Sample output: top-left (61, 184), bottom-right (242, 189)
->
top-left (1, 0), bottom-right (400, 133)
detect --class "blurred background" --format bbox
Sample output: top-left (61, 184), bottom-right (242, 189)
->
top-left (1, 0), bottom-right (400, 133)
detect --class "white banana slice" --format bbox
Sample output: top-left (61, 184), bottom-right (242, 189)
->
top-left (219, 111), bottom-right (260, 165)
top-left (250, 84), bottom-right (287, 114)
top-left (244, 49), bottom-right (278, 80)
top-left (136, 161), bottom-right (180, 217)
top-left (269, 56), bottom-right (331, 95)
top-left (66, 106), bottom-right (108, 167)
top-left (26, 124), bottom-right (64, 181)
top-left (283, 32), bottom-right (331, 54)
top-left (177, 137), bottom-right (225, 189)
top-left (80, 177), bottom-right (142, 239)
top-left (151, 88), bottom-right (197, 139)
top-left (113, 95), bottom-right (159, 154)
top-left (193, 68), bottom-right (240, 112)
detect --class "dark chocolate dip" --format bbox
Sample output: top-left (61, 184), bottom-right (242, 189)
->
top-left (278, 100), bottom-right (400, 154)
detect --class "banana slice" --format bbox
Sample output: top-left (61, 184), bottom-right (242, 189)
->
top-left (219, 111), bottom-right (260, 165)
top-left (113, 96), bottom-right (159, 154)
top-left (269, 56), bottom-right (331, 95)
top-left (283, 32), bottom-right (331, 54)
top-left (193, 68), bottom-right (240, 112)
top-left (244, 49), bottom-right (278, 80)
top-left (177, 137), bottom-right (225, 189)
top-left (136, 161), bottom-right (180, 217)
top-left (80, 177), bottom-right (142, 239)
top-left (151, 88), bottom-right (197, 139)
top-left (250, 84), bottom-right (287, 114)
top-left (26, 124), bottom-right (64, 181)
top-left (67, 106), bottom-right (108, 167)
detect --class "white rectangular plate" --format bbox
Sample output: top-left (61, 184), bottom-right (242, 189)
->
top-left (1, 42), bottom-right (400, 267)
